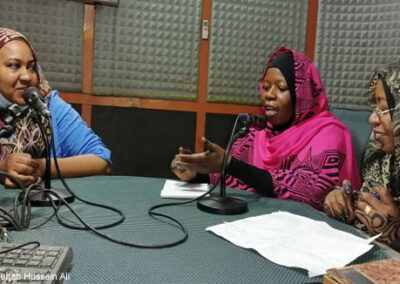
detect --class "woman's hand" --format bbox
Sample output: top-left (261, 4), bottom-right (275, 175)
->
top-left (0, 153), bottom-right (42, 188)
top-left (354, 185), bottom-right (400, 244)
top-left (323, 180), bottom-right (355, 223)
top-left (171, 147), bottom-right (197, 181)
top-left (174, 137), bottom-right (226, 175)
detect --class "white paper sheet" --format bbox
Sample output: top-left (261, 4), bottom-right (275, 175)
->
top-left (206, 211), bottom-right (380, 277)
top-left (161, 179), bottom-right (209, 199)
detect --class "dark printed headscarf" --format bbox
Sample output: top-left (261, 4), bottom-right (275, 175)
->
top-left (0, 28), bottom-right (51, 159)
top-left (362, 59), bottom-right (400, 203)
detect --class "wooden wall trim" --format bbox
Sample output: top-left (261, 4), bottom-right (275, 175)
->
top-left (305, 0), bottom-right (318, 61)
top-left (59, 92), bottom-right (259, 114)
top-left (195, 0), bottom-right (212, 152)
top-left (83, 4), bottom-right (95, 93)
top-left (82, 4), bottom-right (96, 126)
top-left (81, 104), bottom-right (92, 123)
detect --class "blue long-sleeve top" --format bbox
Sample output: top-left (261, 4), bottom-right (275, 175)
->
top-left (48, 90), bottom-right (111, 163)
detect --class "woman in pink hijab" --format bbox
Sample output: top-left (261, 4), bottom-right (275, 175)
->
top-left (171, 47), bottom-right (360, 210)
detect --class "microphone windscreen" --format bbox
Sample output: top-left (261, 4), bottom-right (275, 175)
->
top-left (239, 113), bottom-right (267, 129)
top-left (23, 87), bottom-right (41, 103)
top-left (22, 87), bottom-right (51, 117)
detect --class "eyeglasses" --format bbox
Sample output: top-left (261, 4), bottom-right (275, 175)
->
top-left (370, 105), bottom-right (399, 121)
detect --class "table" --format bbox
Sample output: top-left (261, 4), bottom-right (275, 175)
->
top-left (0, 176), bottom-right (388, 283)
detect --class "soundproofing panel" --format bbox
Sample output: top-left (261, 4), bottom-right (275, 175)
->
top-left (315, 0), bottom-right (400, 110)
top-left (92, 0), bottom-right (202, 101)
top-left (207, 0), bottom-right (309, 105)
top-left (0, 0), bottom-right (83, 92)
top-left (91, 106), bottom-right (196, 178)
top-left (205, 113), bottom-right (237, 149)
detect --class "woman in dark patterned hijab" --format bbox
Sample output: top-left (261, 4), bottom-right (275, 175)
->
top-left (325, 59), bottom-right (400, 251)
top-left (362, 60), bottom-right (400, 201)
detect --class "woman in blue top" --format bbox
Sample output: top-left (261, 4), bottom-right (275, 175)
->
top-left (0, 28), bottom-right (111, 188)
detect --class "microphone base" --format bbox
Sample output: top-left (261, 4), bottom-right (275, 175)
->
top-left (197, 196), bottom-right (248, 215)
top-left (26, 187), bottom-right (75, 207)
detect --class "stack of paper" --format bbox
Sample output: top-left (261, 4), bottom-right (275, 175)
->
top-left (206, 211), bottom-right (380, 277)
top-left (161, 179), bottom-right (209, 199)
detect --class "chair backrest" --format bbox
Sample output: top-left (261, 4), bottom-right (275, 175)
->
top-left (330, 108), bottom-right (372, 170)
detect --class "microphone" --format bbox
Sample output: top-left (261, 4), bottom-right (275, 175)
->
top-left (0, 104), bottom-right (27, 138)
top-left (22, 87), bottom-right (51, 118)
top-left (239, 113), bottom-right (267, 129)
top-left (0, 125), bottom-right (15, 138)
top-left (0, 104), bottom-right (24, 124)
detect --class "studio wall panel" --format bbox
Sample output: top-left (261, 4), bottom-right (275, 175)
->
top-left (315, 0), bottom-right (400, 109)
top-left (205, 113), bottom-right (237, 149)
top-left (0, 0), bottom-right (83, 92)
top-left (207, 0), bottom-right (309, 105)
top-left (91, 106), bottom-right (196, 178)
top-left (71, 104), bottom-right (82, 116)
top-left (92, 0), bottom-right (202, 101)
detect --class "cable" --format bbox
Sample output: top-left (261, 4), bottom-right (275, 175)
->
top-left (49, 181), bottom-right (220, 247)
top-left (1, 154), bottom-right (218, 248)
top-left (29, 111), bottom-right (196, 247)
top-left (0, 241), bottom-right (40, 254)
top-left (0, 107), bottom-right (229, 248)
top-left (0, 171), bottom-right (28, 231)
top-left (49, 120), bottom-right (125, 229)
top-left (0, 171), bottom-right (27, 190)
top-left (29, 209), bottom-right (58, 230)
top-left (31, 115), bottom-right (126, 230)
top-left (13, 184), bottom-right (62, 230)
top-left (16, 172), bottom-right (220, 248)
top-left (0, 207), bottom-right (21, 231)
top-left (1, 112), bottom-right (191, 247)
top-left (40, 188), bottom-right (193, 248)
top-left (31, 112), bottom-right (51, 189)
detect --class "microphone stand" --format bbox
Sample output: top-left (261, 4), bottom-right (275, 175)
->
top-left (28, 110), bottom-right (75, 206)
top-left (197, 118), bottom-right (249, 215)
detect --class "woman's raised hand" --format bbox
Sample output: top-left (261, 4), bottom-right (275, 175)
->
top-left (176, 137), bottom-right (226, 174)
top-left (171, 146), bottom-right (197, 181)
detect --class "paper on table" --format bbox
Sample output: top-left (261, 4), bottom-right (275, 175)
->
top-left (161, 179), bottom-right (209, 199)
top-left (206, 211), bottom-right (380, 277)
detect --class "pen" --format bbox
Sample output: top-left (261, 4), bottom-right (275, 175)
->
top-left (366, 181), bottom-right (381, 200)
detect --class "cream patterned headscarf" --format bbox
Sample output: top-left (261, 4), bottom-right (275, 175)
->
top-left (0, 28), bottom-right (51, 159)
top-left (362, 59), bottom-right (400, 204)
